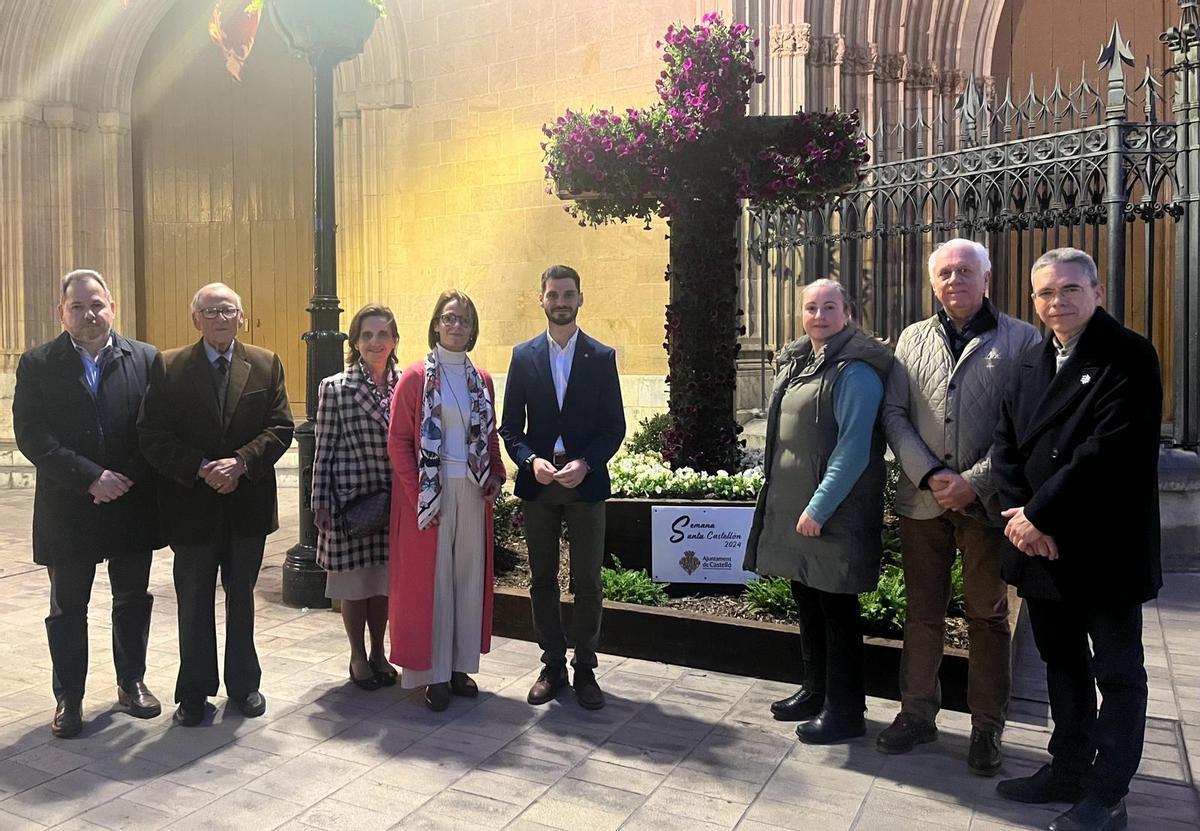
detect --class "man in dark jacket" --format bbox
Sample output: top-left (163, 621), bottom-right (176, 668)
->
top-left (13, 269), bottom-right (161, 738)
top-left (991, 248), bottom-right (1162, 831)
top-left (138, 282), bottom-right (293, 727)
top-left (500, 265), bottom-right (625, 710)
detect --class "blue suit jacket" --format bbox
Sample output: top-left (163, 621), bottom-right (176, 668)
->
top-left (500, 330), bottom-right (625, 501)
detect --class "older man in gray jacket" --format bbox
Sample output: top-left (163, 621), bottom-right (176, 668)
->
top-left (879, 238), bottom-right (1041, 775)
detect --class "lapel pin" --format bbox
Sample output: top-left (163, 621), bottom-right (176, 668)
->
top-left (1080, 373), bottom-right (1091, 385)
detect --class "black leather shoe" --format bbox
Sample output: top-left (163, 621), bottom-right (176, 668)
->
top-left (573, 668), bottom-right (605, 710)
top-left (876, 712), bottom-right (938, 754)
top-left (771, 688), bottom-right (825, 721)
top-left (117, 680), bottom-right (162, 719)
top-left (450, 672), bottom-right (478, 698)
top-left (233, 691), bottom-right (266, 718)
top-left (527, 666), bottom-right (568, 705)
top-left (173, 697), bottom-right (206, 727)
top-left (425, 683), bottom-right (451, 712)
top-left (795, 706), bottom-right (866, 744)
top-left (371, 658), bottom-right (398, 687)
top-left (995, 764), bottom-right (1084, 805)
top-left (51, 698), bottom-right (83, 738)
top-left (967, 727), bottom-right (1003, 776)
top-left (1049, 797), bottom-right (1127, 831)
top-left (350, 662), bottom-right (382, 691)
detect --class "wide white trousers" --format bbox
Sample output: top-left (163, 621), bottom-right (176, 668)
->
top-left (401, 476), bottom-right (485, 688)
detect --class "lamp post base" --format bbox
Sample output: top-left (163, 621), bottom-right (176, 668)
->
top-left (281, 418), bottom-right (330, 609)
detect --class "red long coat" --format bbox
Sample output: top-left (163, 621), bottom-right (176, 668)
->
top-left (386, 360), bottom-right (505, 671)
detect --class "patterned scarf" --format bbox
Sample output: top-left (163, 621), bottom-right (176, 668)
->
top-left (416, 350), bottom-right (494, 530)
top-left (360, 360), bottom-right (397, 424)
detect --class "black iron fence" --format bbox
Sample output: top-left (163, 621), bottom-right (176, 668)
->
top-left (742, 6), bottom-right (1200, 449)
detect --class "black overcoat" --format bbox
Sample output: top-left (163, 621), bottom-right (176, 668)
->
top-left (13, 331), bottom-right (161, 564)
top-left (990, 307), bottom-right (1162, 605)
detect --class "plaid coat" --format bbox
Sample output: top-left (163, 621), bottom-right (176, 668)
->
top-left (311, 362), bottom-right (395, 571)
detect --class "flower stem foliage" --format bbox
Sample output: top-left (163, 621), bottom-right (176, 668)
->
top-left (542, 13), bottom-right (867, 472)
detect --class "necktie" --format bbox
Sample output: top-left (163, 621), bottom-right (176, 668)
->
top-left (214, 355), bottom-right (229, 415)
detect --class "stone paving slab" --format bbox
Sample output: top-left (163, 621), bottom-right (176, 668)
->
top-left (0, 488), bottom-right (1197, 830)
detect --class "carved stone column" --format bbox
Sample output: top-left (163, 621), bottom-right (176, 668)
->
top-left (808, 34), bottom-right (846, 110)
top-left (873, 53), bottom-right (908, 162)
top-left (98, 110), bottom-right (135, 319)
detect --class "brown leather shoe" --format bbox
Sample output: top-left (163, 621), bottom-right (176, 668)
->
top-left (117, 680), bottom-right (162, 719)
top-left (51, 698), bottom-right (83, 738)
top-left (527, 666), bottom-right (568, 705)
top-left (573, 668), bottom-right (605, 710)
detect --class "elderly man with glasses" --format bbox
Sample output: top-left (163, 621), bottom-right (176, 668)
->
top-left (138, 282), bottom-right (293, 727)
top-left (991, 248), bottom-right (1163, 831)
top-left (879, 239), bottom-right (1041, 775)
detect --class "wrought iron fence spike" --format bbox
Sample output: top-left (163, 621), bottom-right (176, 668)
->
top-left (1098, 19), bottom-right (1135, 118)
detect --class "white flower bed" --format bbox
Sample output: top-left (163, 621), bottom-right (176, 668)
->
top-left (608, 451), bottom-right (764, 500)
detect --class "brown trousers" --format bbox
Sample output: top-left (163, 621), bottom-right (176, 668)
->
top-left (898, 512), bottom-right (1011, 730)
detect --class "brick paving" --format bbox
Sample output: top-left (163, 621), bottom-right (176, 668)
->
top-left (0, 486), bottom-right (1196, 830)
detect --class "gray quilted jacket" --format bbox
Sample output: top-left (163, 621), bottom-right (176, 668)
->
top-left (882, 309), bottom-right (1041, 523)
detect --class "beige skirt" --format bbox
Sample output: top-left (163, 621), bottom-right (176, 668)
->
top-left (325, 563), bottom-right (389, 600)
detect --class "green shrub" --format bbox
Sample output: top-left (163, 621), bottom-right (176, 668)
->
top-left (626, 413), bottom-right (671, 456)
top-left (746, 576), bottom-right (797, 619)
top-left (858, 539), bottom-right (908, 635)
top-left (493, 493), bottom-right (524, 548)
top-left (857, 526), bottom-right (966, 638)
top-left (601, 557), bottom-right (669, 606)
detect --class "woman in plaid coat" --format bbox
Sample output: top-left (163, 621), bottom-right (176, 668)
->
top-left (312, 305), bottom-right (400, 690)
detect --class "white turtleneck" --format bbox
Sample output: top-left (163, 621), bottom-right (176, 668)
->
top-left (437, 344), bottom-right (471, 478)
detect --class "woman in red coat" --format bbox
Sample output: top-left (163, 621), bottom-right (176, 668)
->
top-left (387, 290), bottom-right (505, 710)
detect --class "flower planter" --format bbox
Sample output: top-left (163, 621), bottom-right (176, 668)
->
top-left (492, 586), bottom-right (972, 711)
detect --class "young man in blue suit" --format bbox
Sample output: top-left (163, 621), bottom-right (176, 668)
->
top-left (500, 265), bottom-right (625, 709)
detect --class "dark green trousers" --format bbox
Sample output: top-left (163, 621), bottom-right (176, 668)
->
top-left (522, 483), bottom-right (605, 670)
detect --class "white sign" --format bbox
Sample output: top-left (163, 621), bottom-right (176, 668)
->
top-left (651, 506), bottom-right (759, 584)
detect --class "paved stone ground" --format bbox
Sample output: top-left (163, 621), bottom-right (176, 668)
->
top-left (0, 486), bottom-right (1197, 830)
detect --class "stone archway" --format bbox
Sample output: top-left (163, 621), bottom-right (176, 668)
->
top-left (0, 0), bottom-right (413, 437)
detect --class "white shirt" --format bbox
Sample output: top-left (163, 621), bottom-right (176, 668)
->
top-left (547, 329), bottom-right (579, 455)
top-left (436, 345), bottom-right (471, 478)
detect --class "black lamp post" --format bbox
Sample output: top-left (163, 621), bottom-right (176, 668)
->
top-left (270, 0), bottom-right (380, 608)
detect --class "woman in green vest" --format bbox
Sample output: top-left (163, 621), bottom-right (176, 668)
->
top-left (744, 279), bottom-right (894, 744)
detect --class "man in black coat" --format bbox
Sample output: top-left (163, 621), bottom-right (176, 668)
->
top-left (500, 264), bottom-right (625, 710)
top-left (138, 282), bottom-right (293, 727)
top-left (991, 248), bottom-right (1162, 831)
top-left (13, 269), bottom-right (162, 738)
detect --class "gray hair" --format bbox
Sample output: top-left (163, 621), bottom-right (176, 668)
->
top-left (1030, 247), bottom-right (1099, 287)
top-left (927, 238), bottom-right (992, 278)
top-left (800, 278), bottom-right (851, 312)
top-left (60, 269), bottom-right (111, 301)
top-left (190, 282), bottom-right (243, 312)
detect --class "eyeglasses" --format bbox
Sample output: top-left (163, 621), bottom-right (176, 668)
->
top-left (438, 313), bottom-right (473, 328)
top-left (1032, 285), bottom-right (1087, 303)
top-left (198, 306), bottom-right (241, 320)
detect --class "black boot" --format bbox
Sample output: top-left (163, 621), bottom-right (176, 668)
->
top-left (795, 705), bottom-right (866, 745)
top-left (770, 688), bottom-right (825, 721)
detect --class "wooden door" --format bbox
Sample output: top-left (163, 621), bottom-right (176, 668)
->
top-left (132, 0), bottom-right (313, 412)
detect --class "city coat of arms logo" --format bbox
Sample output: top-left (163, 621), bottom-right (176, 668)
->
top-left (679, 550), bottom-right (700, 575)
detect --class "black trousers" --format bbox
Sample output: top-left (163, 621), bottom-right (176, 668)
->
top-left (522, 485), bottom-right (605, 670)
top-left (46, 551), bottom-right (153, 703)
top-left (1025, 597), bottom-right (1147, 804)
top-left (172, 528), bottom-right (265, 703)
top-left (792, 581), bottom-right (865, 713)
